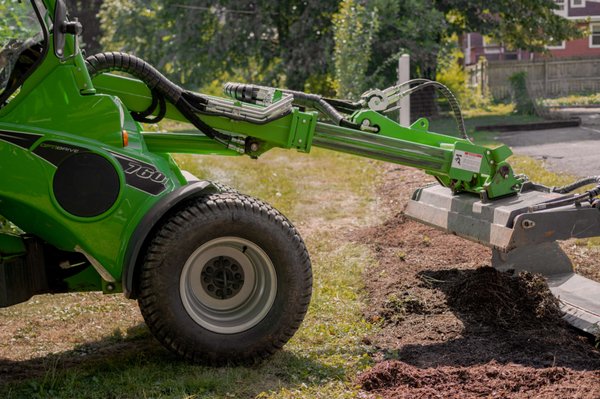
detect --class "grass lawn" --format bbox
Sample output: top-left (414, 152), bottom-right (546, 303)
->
top-left (542, 93), bottom-right (600, 107)
top-left (0, 148), bottom-right (385, 399)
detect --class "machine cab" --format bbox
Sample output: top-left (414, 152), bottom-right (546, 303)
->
top-left (0, 0), bottom-right (48, 108)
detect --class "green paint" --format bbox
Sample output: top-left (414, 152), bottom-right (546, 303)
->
top-left (0, 233), bottom-right (26, 260)
top-left (0, 0), bottom-right (521, 302)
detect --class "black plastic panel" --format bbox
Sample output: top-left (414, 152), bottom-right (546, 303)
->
top-left (53, 153), bottom-right (120, 217)
top-left (33, 141), bottom-right (88, 166)
top-left (110, 152), bottom-right (167, 195)
top-left (0, 130), bottom-right (42, 149)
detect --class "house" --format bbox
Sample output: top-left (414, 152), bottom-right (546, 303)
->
top-left (462, 0), bottom-right (600, 65)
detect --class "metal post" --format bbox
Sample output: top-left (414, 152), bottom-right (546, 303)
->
top-left (398, 54), bottom-right (410, 126)
top-left (543, 59), bottom-right (548, 97)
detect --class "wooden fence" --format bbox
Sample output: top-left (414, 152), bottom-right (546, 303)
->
top-left (467, 57), bottom-right (600, 100)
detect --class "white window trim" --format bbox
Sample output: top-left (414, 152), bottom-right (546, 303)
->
top-left (590, 22), bottom-right (600, 48)
top-left (554, 0), bottom-right (568, 17)
top-left (465, 33), bottom-right (472, 64)
top-left (546, 41), bottom-right (566, 50)
top-left (482, 36), bottom-right (502, 54)
top-left (570, 0), bottom-right (586, 8)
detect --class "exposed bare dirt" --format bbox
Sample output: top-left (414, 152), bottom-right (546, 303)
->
top-left (354, 165), bottom-right (600, 399)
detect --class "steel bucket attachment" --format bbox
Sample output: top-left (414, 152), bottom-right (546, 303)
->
top-left (405, 183), bottom-right (600, 334)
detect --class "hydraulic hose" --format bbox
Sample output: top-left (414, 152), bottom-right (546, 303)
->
top-left (131, 89), bottom-right (166, 123)
top-left (322, 98), bottom-right (362, 114)
top-left (279, 89), bottom-right (360, 129)
top-left (529, 176), bottom-right (600, 212)
top-left (552, 176), bottom-right (600, 194)
top-left (390, 79), bottom-right (467, 139)
top-left (84, 52), bottom-right (230, 144)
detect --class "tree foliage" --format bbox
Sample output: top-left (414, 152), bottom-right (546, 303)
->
top-left (362, 0), bottom-right (581, 89)
top-left (509, 71), bottom-right (536, 115)
top-left (333, 0), bottom-right (378, 99)
top-left (99, 0), bottom-right (338, 90)
top-left (97, 0), bottom-right (581, 95)
top-left (0, 1), bottom-right (40, 43)
top-left (437, 0), bottom-right (582, 52)
top-left (0, 0), bottom-right (44, 95)
top-left (365, 0), bottom-right (446, 88)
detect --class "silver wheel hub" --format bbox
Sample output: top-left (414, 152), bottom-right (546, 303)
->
top-left (180, 237), bottom-right (277, 334)
top-left (200, 255), bottom-right (245, 300)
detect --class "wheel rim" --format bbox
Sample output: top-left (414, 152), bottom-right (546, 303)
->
top-left (180, 237), bottom-right (277, 334)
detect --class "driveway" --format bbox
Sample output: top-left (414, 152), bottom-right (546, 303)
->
top-left (496, 109), bottom-right (600, 177)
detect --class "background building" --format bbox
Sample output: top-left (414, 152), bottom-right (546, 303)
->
top-left (462, 0), bottom-right (600, 65)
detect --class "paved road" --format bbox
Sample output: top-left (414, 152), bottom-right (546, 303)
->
top-left (497, 109), bottom-right (600, 177)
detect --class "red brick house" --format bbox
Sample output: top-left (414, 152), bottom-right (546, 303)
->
top-left (462, 0), bottom-right (600, 65)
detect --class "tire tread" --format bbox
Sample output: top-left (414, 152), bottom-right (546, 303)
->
top-left (138, 192), bottom-right (312, 365)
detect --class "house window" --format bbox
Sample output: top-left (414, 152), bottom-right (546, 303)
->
top-left (483, 36), bottom-right (501, 54)
top-left (571, 0), bottom-right (586, 7)
top-left (554, 0), bottom-right (567, 16)
top-left (546, 41), bottom-right (566, 50)
top-left (590, 23), bottom-right (600, 48)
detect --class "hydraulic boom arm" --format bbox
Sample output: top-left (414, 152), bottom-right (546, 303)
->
top-left (91, 65), bottom-right (523, 200)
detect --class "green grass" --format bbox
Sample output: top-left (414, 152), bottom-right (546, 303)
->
top-left (508, 155), bottom-right (576, 187)
top-left (542, 93), bottom-right (600, 107)
top-left (0, 148), bottom-right (383, 399)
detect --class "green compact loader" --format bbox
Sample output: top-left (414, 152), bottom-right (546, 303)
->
top-left (0, 0), bottom-right (598, 364)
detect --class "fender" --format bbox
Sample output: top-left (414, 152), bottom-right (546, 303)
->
top-left (122, 180), bottom-right (218, 298)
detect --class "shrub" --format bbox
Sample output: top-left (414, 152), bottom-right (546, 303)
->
top-left (508, 71), bottom-right (536, 115)
top-left (436, 49), bottom-right (490, 110)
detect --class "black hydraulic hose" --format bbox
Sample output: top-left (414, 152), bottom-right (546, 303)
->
top-left (529, 181), bottom-right (600, 212)
top-left (552, 176), bottom-right (600, 193)
top-left (322, 98), bottom-right (362, 114)
top-left (393, 79), bottom-right (467, 139)
top-left (85, 52), bottom-right (182, 103)
top-left (529, 191), bottom-right (591, 212)
top-left (84, 52), bottom-right (230, 144)
top-left (182, 87), bottom-right (291, 125)
top-left (223, 82), bottom-right (262, 104)
top-left (131, 89), bottom-right (167, 123)
top-left (132, 88), bottom-right (159, 119)
top-left (281, 88), bottom-right (360, 129)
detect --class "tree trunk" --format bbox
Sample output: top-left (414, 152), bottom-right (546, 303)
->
top-left (65, 0), bottom-right (104, 54)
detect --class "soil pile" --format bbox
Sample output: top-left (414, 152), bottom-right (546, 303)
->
top-left (358, 361), bottom-right (600, 399)
top-left (354, 165), bottom-right (600, 398)
top-left (421, 267), bottom-right (563, 328)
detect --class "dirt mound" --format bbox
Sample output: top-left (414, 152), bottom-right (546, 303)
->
top-left (354, 164), bottom-right (600, 397)
top-left (358, 360), bottom-right (600, 399)
top-left (419, 267), bottom-right (563, 329)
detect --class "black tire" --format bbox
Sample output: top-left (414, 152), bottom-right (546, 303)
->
top-left (137, 192), bottom-right (312, 364)
top-left (209, 180), bottom-right (238, 193)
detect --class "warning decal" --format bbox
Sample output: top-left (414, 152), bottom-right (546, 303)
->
top-left (451, 150), bottom-right (483, 173)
